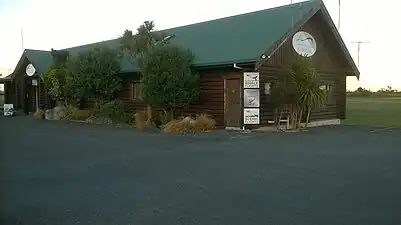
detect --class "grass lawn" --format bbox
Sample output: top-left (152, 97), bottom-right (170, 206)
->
top-left (345, 96), bottom-right (401, 127)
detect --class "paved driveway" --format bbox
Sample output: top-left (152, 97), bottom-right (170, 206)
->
top-left (1, 116), bottom-right (401, 225)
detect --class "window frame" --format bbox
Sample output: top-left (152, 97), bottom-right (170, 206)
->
top-left (320, 83), bottom-right (334, 104)
top-left (264, 82), bottom-right (272, 95)
top-left (131, 82), bottom-right (143, 101)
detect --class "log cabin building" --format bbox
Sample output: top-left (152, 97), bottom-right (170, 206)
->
top-left (3, 0), bottom-right (359, 129)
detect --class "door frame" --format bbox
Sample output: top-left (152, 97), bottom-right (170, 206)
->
top-left (223, 75), bottom-right (243, 128)
top-left (24, 77), bottom-right (39, 114)
top-left (24, 78), bottom-right (32, 114)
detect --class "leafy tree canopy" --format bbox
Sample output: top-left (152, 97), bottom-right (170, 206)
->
top-left (139, 43), bottom-right (200, 111)
top-left (120, 21), bottom-right (200, 119)
top-left (269, 55), bottom-right (326, 129)
top-left (120, 21), bottom-right (166, 65)
top-left (67, 46), bottom-right (122, 105)
top-left (43, 49), bottom-right (73, 104)
top-left (50, 48), bottom-right (70, 67)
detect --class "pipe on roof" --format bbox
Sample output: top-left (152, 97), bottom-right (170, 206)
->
top-left (233, 63), bottom-right (243, 70)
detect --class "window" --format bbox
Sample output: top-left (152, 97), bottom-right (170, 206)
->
top-left (131, 82), bottom-right (142, 100)
top-left (320, 84), bottom-right (333, 103)
top-left (264, 82), bottom-right (272, 95)
top-left (320, 84), bottom-right (331, 94)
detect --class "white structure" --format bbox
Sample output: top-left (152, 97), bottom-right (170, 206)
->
top-left (0, 67), bottom-right (13, 91)
top-left (0, 67), bottom-right (13, 77)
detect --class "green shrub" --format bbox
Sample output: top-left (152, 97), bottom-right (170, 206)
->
top-left (122, 111), bottom-right (136, 125)
top-left (98, 100), bottom-right (127, 122)
top-left (60, 104), bottom-right (78, 120)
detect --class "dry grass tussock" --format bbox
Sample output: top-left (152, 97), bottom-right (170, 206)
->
top-left (33, 110), bottom-right (45, 120)
top-left (163, 114), bottom-right (216, 133)
top-left (134, 110), bottom-right (149, 129)
top-left (70, 109), bottom-right (92, 121)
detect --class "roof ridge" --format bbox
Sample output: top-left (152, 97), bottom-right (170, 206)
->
top-left (17, 0), bottom-right (321, 73)
top-left (24, 49), bottom-right (50, 53)
top-left (59, 0), bottom-right (317, 52)
top-left (61, 40), bottom-right (113, 51)
top-left (162, 0), bottom-right (317, 31)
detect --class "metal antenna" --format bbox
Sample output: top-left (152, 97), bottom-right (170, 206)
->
top-left (291, 0), bottom-right (294, 30)
top-left (351, 41), bottom-right (370, 68)
top-left (338, 0), bottom-right (341, 30)
top-left (21, 27), bottom-right (24, 51)
top-left (299, 2), bottom-right (303, 20)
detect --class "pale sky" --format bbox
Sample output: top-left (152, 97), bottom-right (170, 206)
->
top-left (0, 0), bottom-right (397, 91)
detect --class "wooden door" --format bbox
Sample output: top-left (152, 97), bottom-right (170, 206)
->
top-left (224, 78), bottom-right (241, 127)
top-left (24, 79), bottom-right (36, 114)
top-left (23, 79), bottom-right (29, 114)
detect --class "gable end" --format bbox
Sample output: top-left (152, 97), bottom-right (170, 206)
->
top-left (255, 0), bottom-right (360, 79)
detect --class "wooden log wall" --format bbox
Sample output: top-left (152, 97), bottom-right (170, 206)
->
top-left (15, 76), bottom-right (23, 109)
top-left (25, 77), bottom-right (36, 113)
top-left (3, 81), bottom-right (14, 104)
top-left (118, 69), bottom-right (236, 127)
top-left (38, 80), bottom-right (48, 110)
top-left (256, 11), bottom-right (351, 126)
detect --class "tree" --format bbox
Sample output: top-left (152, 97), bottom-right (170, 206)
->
top-left (43, 49), bottom-right (76, 106)
top-left (356, 87), bottom-right (366, 92)
top-left (290, 56), bottom-right (326, 127)
top-left (120, 21), bottom-right (166, 62)
top-left (139, 43), bottom-right (200, 118)
top-left (379, 85), bottom-right (396, 93)
top-left (269, 56), bottom-right (326, 129)
top-left (120, 21), bottom-right (167, 120)
top-left (67, 46), bottom-right (122, 110)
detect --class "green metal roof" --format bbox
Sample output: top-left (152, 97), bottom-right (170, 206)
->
top-left (24, 49), bottom-right (54, 73)
top-left (23, 0), bottom-right (319, 73)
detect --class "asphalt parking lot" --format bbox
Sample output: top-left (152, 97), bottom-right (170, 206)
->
top-left (1, 116), bottom-right (400, 225)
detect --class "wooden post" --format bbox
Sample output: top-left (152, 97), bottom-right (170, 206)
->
top-left (240, 71), bottom-right (245, 130)
top-left (35, 85), bottom-right (39, 112)
top-left (3, 81), bottom-right (8, 104)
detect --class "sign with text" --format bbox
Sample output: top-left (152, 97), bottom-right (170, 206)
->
top-left (243, 72), bottom-right (259, 88)
top-left (244, 89), bottom-right (260, 107)
top-left (243, 108), bottom-right (260, 125)
top-left (4, 104), bottom-right (14, 116)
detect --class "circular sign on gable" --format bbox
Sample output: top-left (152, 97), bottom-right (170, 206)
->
top-left (292, 31), bottom-right (317, 57)
top-left (26, 64), bottom-right (36, 76)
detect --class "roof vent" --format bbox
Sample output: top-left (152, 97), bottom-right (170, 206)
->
top-left (155, 35), bottom-right (175, 46)
top-left (163, 35), bottom-right (173, 41)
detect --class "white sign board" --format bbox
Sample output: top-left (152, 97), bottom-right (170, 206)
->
top-left (244, 89), bottom-right (260, 107)
top-left (244, 108), bottom-right (260, 125)
top-left (4, 104), bottom-right (14, 116)
top-left (26, 64), bottom-right (36, 76)
top-left (32, 79), bottom-right (38, 86)
top-left (292, 31), bottom-right (317, 57)
top-left (244, 72), bottom-right (259, 88)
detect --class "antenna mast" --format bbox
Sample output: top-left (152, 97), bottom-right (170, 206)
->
top-left (291, 0), bottom-right (294, 30)
top-left (338, 0), bottom-right (341, 30)
top-left (351, 41), bottom-right (370, 68)
top-left (21, 27), bottom-right (24, 51)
